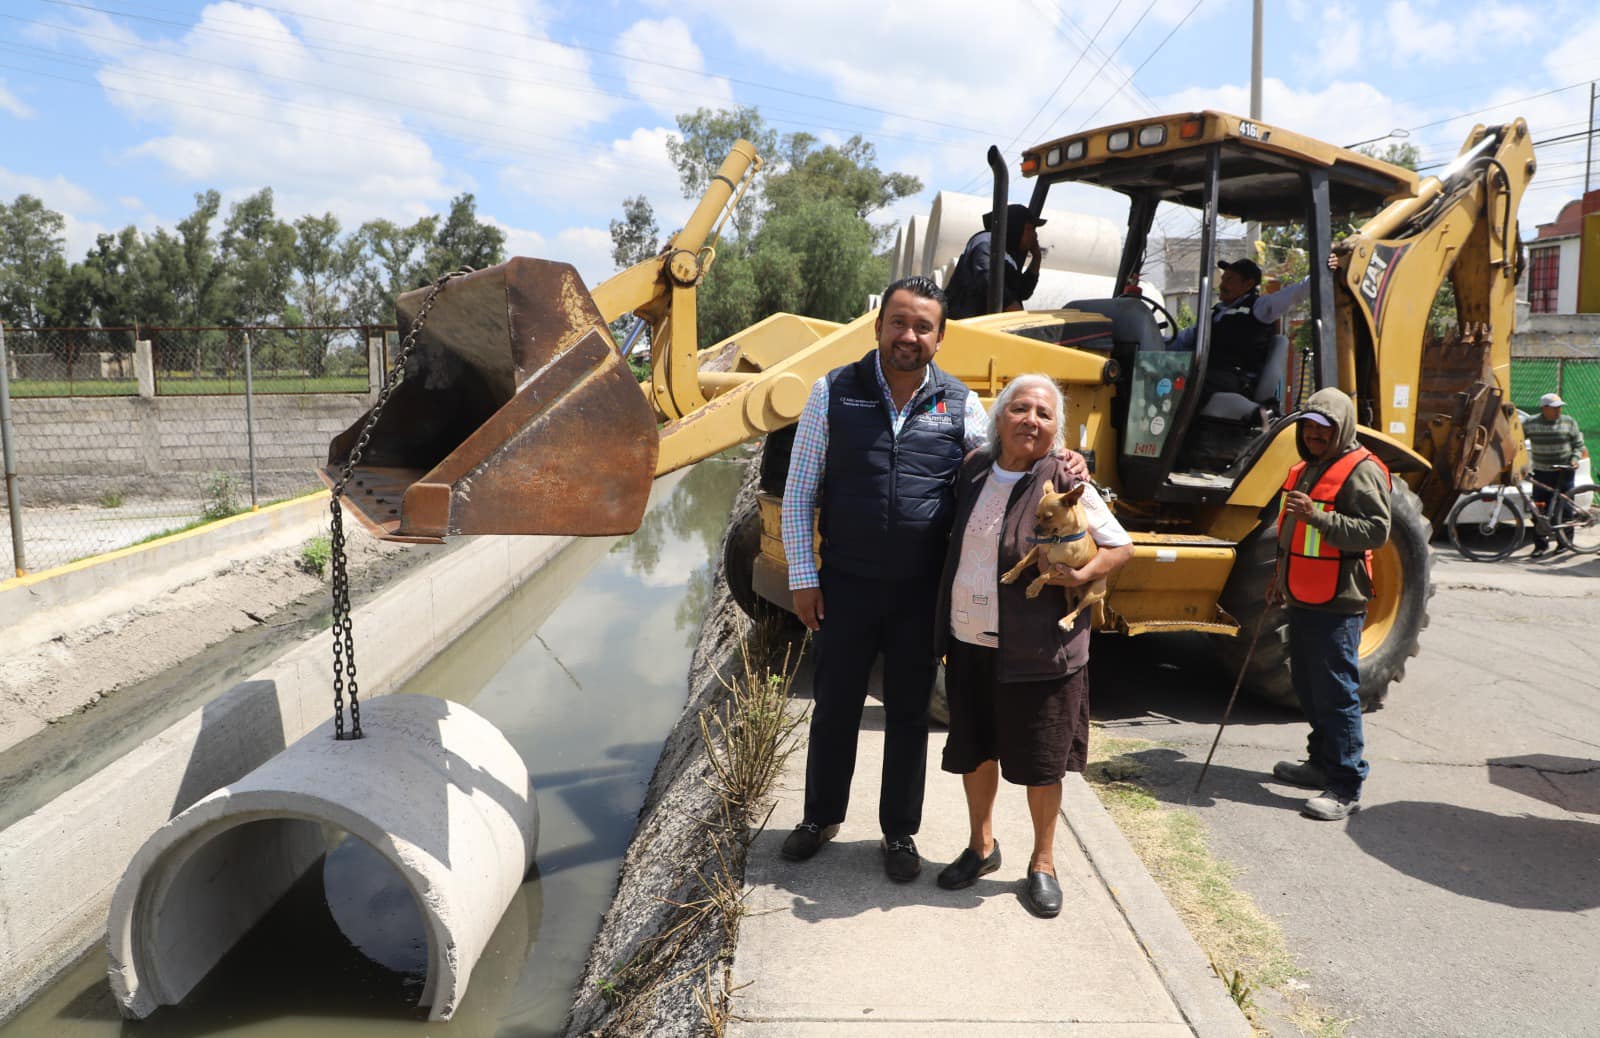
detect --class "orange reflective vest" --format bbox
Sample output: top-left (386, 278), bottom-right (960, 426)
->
top-left (1277, 447), bottom-right (1391, 605)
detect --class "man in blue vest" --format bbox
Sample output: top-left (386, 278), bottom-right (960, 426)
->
top-left (777, 276), bottom-right (1086, 882)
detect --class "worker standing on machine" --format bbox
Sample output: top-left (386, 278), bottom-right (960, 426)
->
top-left (944, 204), bottom-right (1046, 319)
top-left (1269, 387), bottom-right (1392, 821)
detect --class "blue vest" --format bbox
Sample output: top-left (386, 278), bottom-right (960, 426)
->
top-left (820, 352), bottom-right (969, 580)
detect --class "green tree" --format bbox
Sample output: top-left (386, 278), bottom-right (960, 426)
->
top-left (610, 195), bottom-right (659, 269)
top-left (289, 212), bottom-right (363, 374)
top-left (218, 188), bottom-right (296, 325)
top-left (348, 216), bottom-right (436, 325)
top-left (425, 192), bottom-right (506, 274)
top-left (663, 106), bottom-right (921, 344)
top-left (0, 194), bottom-right (67, 327)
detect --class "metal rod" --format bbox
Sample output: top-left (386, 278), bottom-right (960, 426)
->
top-left (0, 322), bottom-right (26, 576)
top-left (243, 331), bottom-right (258, 510)
top-left (1193, 613), bottom-right (1267, 796)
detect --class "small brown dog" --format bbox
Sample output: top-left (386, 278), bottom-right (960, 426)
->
top-left (999, 479), bottom-right (1106, 631)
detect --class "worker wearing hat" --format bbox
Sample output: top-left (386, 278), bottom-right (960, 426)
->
top-left (1525, 392), bottom-right (1588, 557)
top-left (1168, 257), bottom-right (1312, 406)
top-left (944, 203), bottom-right (1046, 320)
top-left (1268, 387), bottom-right (1392, 821)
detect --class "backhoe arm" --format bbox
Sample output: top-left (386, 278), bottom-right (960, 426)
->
top-left (1333, 120), bottom-right (1536, 520)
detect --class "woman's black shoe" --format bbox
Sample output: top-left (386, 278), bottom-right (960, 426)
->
top-left (936, 842), bottom-right (1002, 890)
top-left (1025, 869), bottom-right (1062, 917)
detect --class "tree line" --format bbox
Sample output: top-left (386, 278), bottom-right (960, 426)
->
top-left (0, 188), bottom-right (508, 338)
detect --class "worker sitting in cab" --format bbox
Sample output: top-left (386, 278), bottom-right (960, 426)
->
top-left (1171, 258), bottom-right (1308, 410)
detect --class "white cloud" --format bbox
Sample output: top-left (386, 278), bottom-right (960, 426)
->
top-left (0, 168), bottom-right (100, 214)
top-left (1387, 1), bottom-right (1541, 64)
top-left (616, 17), bottom-right (732, 118)
top-left (503, 125), bottom-right (693, 241)
top-left (0, 80), bottom-right (33, 119)
top-left (1303, 2), bottom-right (1364, 76)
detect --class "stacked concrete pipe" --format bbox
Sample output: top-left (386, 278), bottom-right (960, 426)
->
top-left (107, 694), bottom-right (538, 1022)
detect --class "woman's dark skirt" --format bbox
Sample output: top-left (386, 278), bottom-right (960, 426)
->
top-left (940, 638), bottom-right (1089, 785)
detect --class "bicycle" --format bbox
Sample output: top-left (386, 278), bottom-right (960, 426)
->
top-left (1445, 474), bottom-right (1600, 561)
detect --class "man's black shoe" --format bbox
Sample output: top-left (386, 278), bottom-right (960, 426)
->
top-left (780, 821), bottom-right (839, 862)
top-left (882, 835), bottom-right (922, 883)
top-left (1024, 869), bottom-right (1062, 918)
top-left (936, 841), bottom-right (1001, 890)
top-left (1530, 543), bottom-right (1550, 558)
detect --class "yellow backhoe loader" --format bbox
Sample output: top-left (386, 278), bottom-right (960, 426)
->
top-left (326, 111), bottom-right (1538, 709)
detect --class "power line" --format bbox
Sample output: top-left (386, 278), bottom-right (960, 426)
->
top-left (1070, 0), bottom-right (1207, 134)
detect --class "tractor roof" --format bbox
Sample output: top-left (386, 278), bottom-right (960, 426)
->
top-left (1023, 111), bottom-right (1419, 222)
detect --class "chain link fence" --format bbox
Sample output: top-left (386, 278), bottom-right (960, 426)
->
top-left (1511, 357), bottom-right (1600, 443)
top-left (1, 324), bottom-right (394, 576)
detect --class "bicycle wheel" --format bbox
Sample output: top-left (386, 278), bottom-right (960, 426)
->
top-left (1446, 489), bottom-right (1525, 561)
top-left (1555, 484), bottom-right (1600, 555)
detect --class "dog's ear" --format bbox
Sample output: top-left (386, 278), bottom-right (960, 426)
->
top-left (1042, 479), bottom-right (1055, 496)
top-left (1062, 482), bottom-right (1087, 504)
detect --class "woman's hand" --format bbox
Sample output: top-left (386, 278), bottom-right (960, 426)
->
top-left (1055, 448), bottom-right (1089, 480)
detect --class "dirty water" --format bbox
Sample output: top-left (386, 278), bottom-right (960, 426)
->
top-left (0, 452), bottom-right (748, 1037)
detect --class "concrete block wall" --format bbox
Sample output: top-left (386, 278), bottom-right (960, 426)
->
top-left (1510, 313), bottom-right (1600, 357)
top-left (7, 392), bottom-right (374, 503)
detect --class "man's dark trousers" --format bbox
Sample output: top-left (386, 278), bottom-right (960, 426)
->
top-left (1287, 607), bottom-right (1368, 799)
top-left (1531, 467), bottom-right (1576, 549)
top-left (803, 566), bottom-right (939, 838)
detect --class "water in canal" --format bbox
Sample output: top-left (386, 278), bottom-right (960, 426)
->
top-left (2, 453), bottom-right (748, 1037)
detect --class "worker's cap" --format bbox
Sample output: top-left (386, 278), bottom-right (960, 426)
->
top-left (1218, 258), bottom-right (1263, 282)
top-left (1540, 392), bottom-right (1566, 408)
top-left (982, 203), bottom-right (1047, 232)
top-left (1299, 411), bottom-right (1335, 427)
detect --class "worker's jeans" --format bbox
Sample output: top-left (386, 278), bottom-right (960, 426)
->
top-left (1531, 467), bottom-right (1576, 548)
top-left (803, 567), bottom-right (938, 838)
top-left (1287, 607), bottom-right (1368, 800)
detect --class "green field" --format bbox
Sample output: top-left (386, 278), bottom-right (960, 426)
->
top-left (8, 374), bottom-right (367, 397)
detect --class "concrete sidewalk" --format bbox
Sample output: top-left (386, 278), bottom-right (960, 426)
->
top-left (730, 701), bottom-right (1251, 1036)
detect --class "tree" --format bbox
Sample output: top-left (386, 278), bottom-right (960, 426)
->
top-left (289, 212), bottom-right (363, 374)
top-left (425, 193), bottom-right (506, 274)
top-left (0, 194), bottom-right (67, 327)
top-left (218, 188), bottom-right (296, 326)
top-left (662, 106), bottom-right (922, 344)
top-left (610, 195), bottom-right (659, 269)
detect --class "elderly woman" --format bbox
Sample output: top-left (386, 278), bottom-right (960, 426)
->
top-left (933, 373), bottom-right (1133, 917)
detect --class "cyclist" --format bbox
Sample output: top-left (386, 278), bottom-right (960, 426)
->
top-left (1525, 392), bottom-right (1588, 558)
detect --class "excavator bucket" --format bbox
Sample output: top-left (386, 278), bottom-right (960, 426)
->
top-left (322, 258), bottom-right (660, 542)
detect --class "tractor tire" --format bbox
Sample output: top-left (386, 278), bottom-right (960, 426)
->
top-left (722, 496), bottom-right (767, 622)
top-left (1211, 483), bottom-right (1432, 711)
top-left (759, 426), bottom-right (797, 495)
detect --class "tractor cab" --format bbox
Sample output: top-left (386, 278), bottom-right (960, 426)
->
top-left (1002, 111), bottom-right (1417, 504)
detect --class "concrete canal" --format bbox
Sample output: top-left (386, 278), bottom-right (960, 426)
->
top-left (0, 452), bottom-right (747, 1037)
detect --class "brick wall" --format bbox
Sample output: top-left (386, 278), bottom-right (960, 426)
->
top-left (9, 392), bottom-right (374, 504)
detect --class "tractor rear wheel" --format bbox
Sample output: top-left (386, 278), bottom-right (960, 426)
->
top-left (722, 496), bottom-right (767, 622)
top-left (1211, 483), bottom-right (1432, 711)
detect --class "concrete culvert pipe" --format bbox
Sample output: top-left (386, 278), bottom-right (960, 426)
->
top-left (107, 694), bottom-right (538, 1022)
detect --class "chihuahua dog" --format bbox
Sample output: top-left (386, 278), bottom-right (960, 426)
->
top-left (999, 480), bottom-right (1106, 631)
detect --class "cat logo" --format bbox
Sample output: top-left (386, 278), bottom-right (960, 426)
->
top-left (1360, 253), bottom-right (1388, 304)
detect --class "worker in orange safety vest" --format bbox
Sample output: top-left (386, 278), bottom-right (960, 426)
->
top-left (1267, 387), bottom-right (1392, 821)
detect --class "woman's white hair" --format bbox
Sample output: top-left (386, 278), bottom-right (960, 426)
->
top-left (987, 373), bottom-right (1067, 454)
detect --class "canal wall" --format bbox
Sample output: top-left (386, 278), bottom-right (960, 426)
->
top-left (0, 520), bottom-right (577, 1024)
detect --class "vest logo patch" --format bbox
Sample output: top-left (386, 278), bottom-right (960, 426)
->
top-left (838, 396), bottom-right (877, 408)
top-left (924, 399), bottom-right (948, 415)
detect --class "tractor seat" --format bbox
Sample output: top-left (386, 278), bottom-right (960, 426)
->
top-left (1199, 333), bottom-right (1290, 421)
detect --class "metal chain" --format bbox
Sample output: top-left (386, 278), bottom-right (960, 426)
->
top-left (328, 268), bottom-right (471, 740)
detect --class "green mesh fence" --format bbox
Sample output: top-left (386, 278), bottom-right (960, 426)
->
top-left (1512, 358), bottom-right (1600, 445)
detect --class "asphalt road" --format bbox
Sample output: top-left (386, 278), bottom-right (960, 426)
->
top-left (1088, 543), bottom-right (1600, 1038)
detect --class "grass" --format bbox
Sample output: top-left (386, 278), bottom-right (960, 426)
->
top-left (97, 490), bottom-right (124, 509)
top-left (1085, 731), bottom-right (1351, 1038)
top-left (297, 535), bottom-right (332, 577)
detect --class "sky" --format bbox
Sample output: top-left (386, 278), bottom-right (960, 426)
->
top-left (2, 0), bottom-right (1599, 291)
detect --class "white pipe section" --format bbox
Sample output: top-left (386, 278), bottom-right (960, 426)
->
top-left (904, 215), bottom-right (924, 280)
top-left (107, 694), bottom-right (537, 1022)
top-left (919, 191), bottom-right (1125, 281)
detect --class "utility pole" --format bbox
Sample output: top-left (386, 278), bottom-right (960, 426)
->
top-left (1245, 0), bottom-right (1263, 262)
top-left (1587, 81), bottom-right (1596, 194)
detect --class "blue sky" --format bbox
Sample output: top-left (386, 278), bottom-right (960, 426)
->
top-left (2, 0), bottom-right (1598, 289)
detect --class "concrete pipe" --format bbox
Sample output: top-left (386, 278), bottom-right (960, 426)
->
top-left (107, 694), bottom-right (537, 1022)
top-left (889, 224), bottom-right (905, 281)
top-left (904, 215), bottom-right (924, 278)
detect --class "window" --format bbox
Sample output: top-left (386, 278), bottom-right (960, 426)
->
top-left (1528, 246), bottom-right (1560, 314)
